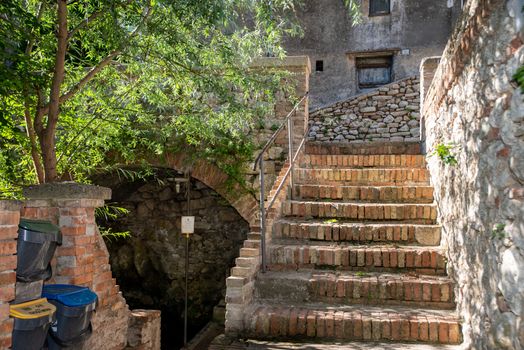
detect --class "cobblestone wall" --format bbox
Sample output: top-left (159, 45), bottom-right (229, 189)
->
top-left (422, 0), bottom-right (524, 348)
top-left (103, 170), bottom-right (249, 348)
top-left (308, 77), bottom-right (420, 143)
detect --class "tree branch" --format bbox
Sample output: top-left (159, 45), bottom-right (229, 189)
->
top-left (67, 0), bottom-right (133, 41)
top-left (23, 88), bottom-right (45, 184)
top-left (39, 2), bottom-right (153, 116)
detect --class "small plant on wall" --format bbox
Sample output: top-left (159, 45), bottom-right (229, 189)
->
top-left (430, 143), bottom-right (458, 166)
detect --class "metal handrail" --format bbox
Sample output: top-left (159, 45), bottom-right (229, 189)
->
top-left (253, 92), bottom-right (309, 170)
top-left (254, 92), bottom-right (309, 273)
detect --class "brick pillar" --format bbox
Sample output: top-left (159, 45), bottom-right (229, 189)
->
top-left (224, 57), bottom-right (311, 336)
top-left (22, 183), bottom-right (129, 350)
top-left (0, 201), bottom-right (20, 349)
top-left (419, 56), bottom-right (441, 153)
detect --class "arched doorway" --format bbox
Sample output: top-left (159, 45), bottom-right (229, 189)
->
top-left (96, 167), bottom-right (250, 349)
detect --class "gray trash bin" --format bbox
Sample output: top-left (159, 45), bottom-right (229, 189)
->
top-left (10, 298), bottom-right (56, 350)
top-left (17, 219), bottom-right (62, 282)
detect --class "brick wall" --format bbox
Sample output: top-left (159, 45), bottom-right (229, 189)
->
top-left (0, 201), bottom-right (19, 349)
top-left (21, 183), bottom-right (130, 350)
top-left (422, 0), bottom-right (524, 348)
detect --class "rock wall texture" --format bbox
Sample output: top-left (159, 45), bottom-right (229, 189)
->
top-left (308, 77), bottom-right (420, 143)
top-left (422, 0), bottom-right (524, 348)
top-left (104, 170), bottom-right (249, 348)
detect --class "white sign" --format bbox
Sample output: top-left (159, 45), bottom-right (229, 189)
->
top-left (181, 216), bottom-right (195, 234)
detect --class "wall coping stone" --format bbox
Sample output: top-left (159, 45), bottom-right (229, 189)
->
top-left (251, 56), bottom-right (311, 75)
top-left (23, 182), bottom-right (111, 201)
top-left (0, 200), bottom-right (23, 211)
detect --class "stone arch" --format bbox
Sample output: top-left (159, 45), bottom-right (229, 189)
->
top-left (155, 152), bottom-right (259, 227)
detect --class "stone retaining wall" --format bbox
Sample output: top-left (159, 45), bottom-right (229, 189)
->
top-left (422, 0), bottom-right (524, 348)
top-left (308, 77), bottom-right (420, 143)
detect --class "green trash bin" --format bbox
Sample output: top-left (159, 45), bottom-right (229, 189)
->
top-left (17, 219), bottom-right (62, 282)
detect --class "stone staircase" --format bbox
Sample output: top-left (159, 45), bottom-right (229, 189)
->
top-left (243, 142), bottom-right (462, 346)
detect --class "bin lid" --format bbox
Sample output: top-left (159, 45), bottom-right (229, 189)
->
top-left (19, 219), bottom-right (60, 235)
top-left (43, 284), bottom-right (98, 307)
top-left (10, 298), bottom-right (56, 319)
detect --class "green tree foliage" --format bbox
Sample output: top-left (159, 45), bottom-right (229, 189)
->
top-left (0, 1), bottom-right (361, 198)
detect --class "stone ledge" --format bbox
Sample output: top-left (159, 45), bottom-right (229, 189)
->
top-left (23, 182), bottom-right (111, 201)
top-left (251, 56), bottom-right (311, 74)
top-left (0, 201), bottom-right (22, 211)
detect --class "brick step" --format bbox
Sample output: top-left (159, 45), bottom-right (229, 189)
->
top-left (255, 271), bottom-right (454, 309)
top-left (282, 201), bottom-right (437, 223)
top-left (245, 303), bottom-right (461, 344)
top-left (268, 243), bottom-right (447, 275)
top-left (293, 184), bottom-right (433, 203)
top-left (239, 340), bottom-right (462, 350)
top-left (295, 168), bottom-right (429, 186)
top-left (273, 220), bottom-right (440, 246)
top-left (305, 141), bottom-right (422, 155)
top-left (300, 154), bottom-right (427, 169)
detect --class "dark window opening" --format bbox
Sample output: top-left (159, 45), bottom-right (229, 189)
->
top-left (315, 60), bottom-right (324, 72)
top-left (356, 56), bottom-right (392, 89)
top-left (369, 0), bottom-right (390, 16)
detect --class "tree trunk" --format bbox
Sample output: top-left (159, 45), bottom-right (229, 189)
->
top-left (41, 0), bottom-right (68, 182)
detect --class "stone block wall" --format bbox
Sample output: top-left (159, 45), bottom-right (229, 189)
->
top-left (0, 201), bottom-right (19, 349)
top-left (225, 57), bottom-right (311, 336)
top-left (247, 56), bottom-right (311, 202)
top-left (308, 77), bottom-right (420, 143)
top-left (422, 0), bottom-right (524, 348)
top-left (126, 310), bottom-right (161, 350)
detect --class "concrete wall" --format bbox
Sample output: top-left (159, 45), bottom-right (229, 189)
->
top-left (285, 0), bottom-right (462, 109)
top-left (422, 0), bottom-right (524, 348)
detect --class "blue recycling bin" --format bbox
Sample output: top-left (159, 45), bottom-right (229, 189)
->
top-left (42, 284), bottom-right (97, 349)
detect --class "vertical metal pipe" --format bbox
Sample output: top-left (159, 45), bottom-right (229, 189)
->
top-left (259, 158), bottom-right (266, 273)
top-left (287, 117), bottom-right (294, 200)
top-left (183, 234), bottom-right (189, 346)
top-left (183, 173), bottom-right (190, 346)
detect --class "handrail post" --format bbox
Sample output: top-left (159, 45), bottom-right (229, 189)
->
top-left (259, 158), bottom-right (267, 273)
top-left (287, 116), bottom-right (294, 200)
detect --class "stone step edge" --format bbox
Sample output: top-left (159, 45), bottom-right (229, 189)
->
top-left (255, 270), bottom-right (455, 306)
top-left (301, 153), bottom-right (427, 161)
top-left (282, 201), bottom-right (437, 222)
top-left (272, 221), bottom-right (441, 246)
top-left (267, 244), bottom-right (447, 275)
top-left (245, 304), bottom-right (462, 344)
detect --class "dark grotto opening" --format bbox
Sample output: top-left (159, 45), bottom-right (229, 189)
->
top-left (95, 168), bottom-right (249, 349)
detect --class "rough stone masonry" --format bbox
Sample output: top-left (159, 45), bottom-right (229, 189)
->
top-left (422, 0), bottom-right (524, 349)
top-left (308, 77), bottom-right (421, 143)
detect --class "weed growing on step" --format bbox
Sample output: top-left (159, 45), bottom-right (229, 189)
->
top-left (324, 219), bottom-right (338, 224)
top-left (355, 271), bottom-right (367, 277)
top-left (430, 143), bottom-right (458, 166)
top-left (491, 223), bottom-right (507, 239)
